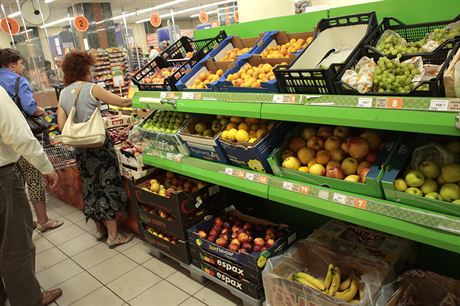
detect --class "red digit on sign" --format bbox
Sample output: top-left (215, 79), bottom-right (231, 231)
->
top-left (353, 198), bottom-right (368, 209)
top-left (74, 16), bottom-right (89, 32)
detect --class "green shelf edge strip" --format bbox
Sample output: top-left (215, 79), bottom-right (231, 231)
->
top-left (143, 154), bottom-right (460, 254)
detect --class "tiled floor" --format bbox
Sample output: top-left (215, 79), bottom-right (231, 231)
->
top-left (26, 195), bottom-right (244, 306)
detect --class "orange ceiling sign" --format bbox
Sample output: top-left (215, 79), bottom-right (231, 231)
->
top-left (74, 16), bottom-right (89, 32)
top-left (0, 18), bottom-right (20, 35)
top-left (150, 13), bottom-right (161, 27)
top-left (199, 11), bottom-right (209, 24)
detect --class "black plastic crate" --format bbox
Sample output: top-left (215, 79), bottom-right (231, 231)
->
top-left (367, 15), bottom-right (460, 57)
top-left (275, 12), bottom-right (378, 94)
top-left (132, 31), bottom-right (227, 91)
top-left (335, 41), bottom-right (460, 97)
top-left (162, 31), bottom-right (228, 60)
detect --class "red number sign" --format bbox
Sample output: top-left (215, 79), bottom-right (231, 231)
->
top-left (234, 10), bottom-right (239, 22)
top-left (150, 13), bottom-right (161, 27)
top-left (199, 11), bottom-right (209, 24)
top-left (0, 18), bottom-right (20, 35)
top-left (74, 16), bottom-right (89, 32)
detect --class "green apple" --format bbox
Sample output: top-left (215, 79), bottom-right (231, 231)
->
top-left (394, 178), bottom-right (408, 192)
top-left (405, 187), bottom-right (423, 196)
top-left (446, 141), bottom-right (460, 154)
top-left (405, 170), bottom-right (425, 187)
top-left (452, 199), bottom-right (460, 205)
top-left (203, 130), bottom-right (214, 137)
top-left (424, 192), bottom-right (443, 201)
top-left (440, 183), bottom-right (460, 202)
top-left (420, 179), bottom-right (438, 195)
top-left (418, 161), bottom-right (440, 179)
top-left (441, 164), bottom-right (460, 183)
top-left (195, 122), bottom-right (207, 134)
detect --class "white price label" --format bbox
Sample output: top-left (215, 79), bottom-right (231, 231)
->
top-left (273, 94), bottom-right (296, 104)
top-left (100, 103), bottom-right (109, 111)
top-left (224, 168), bottom-right (233, 175)
top-left (182, 92), bottom-right (202, 100)
top-left (318, 190), bottom-right (330, 200)
top-left (357, 97), bottom-right (372, 108)
top-left (245, 173), bottom-right (255, 181)
top-left (429, 99), bottom-right (449, 111)
top-left (332, 193), bottom-right (347, 204)
top-left (282, 181), bottom-right (294, 191)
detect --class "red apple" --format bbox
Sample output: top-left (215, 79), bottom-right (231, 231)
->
top-left (242, 242), bottom-right (253, 250)
top-left (237, 232), bottom-right (249, 243)
top-left (254, 237), bottom-right (265, 247)
top-left (231, 232), bottom-right (238, 239)
top-left (317, 126), bottom-right (333, 139)
top-left (357, 161), bottom-right (371, 175)
top-left (260, 246), bottom-right (268, 252)
top-left (238, 248), bottom-right (248, 254)
top-left (214, 217), bottom-right (224, 226)
top-left (165, 172), bottom-right (175, 179)
top-left (243, 222), bottom-right (252, 230)
top-left (209, 229), bottom-right (218, 237)
top-left (221, 228), bottom-right (229, 235)
top-left (207, 235), bottom-right (217, 243)
top-left (197, 230), bottom-right (207, 239)
top-left (341, 137), bottom-right (352, 154)
top-left (366, 151), bottom-right (378, 164)
top-left (266, 238), bottom-right (275, 247)
top-left (228, 243), bottom-right (239, 252)
top-left (215, 238), bottom-right (227, 247)
top-left (266, 228), bottom-right (275, 235)
top-left (359, 167), bottom-right (370, 183)
top-left (253, 245), bottom-right (261, 253)
top-left (219, 234), bottom-right (229, 241)
top-left (231, 238), bottom-right (241, 246)
top-left (326, 166), bottom-right (345, 179)
top-left (307, 135), bottom-right (325, 151)
top-left (333, 126), bottom-right (351, 139)
top-left (348, 137), bottom-right (370, 159)
top-left (232, 225), bottom-right (239, 233)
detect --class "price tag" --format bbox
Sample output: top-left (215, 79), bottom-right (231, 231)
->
top-left (429, 99), bottom-right (449, 111)
top-left (245, 172), bottom-right (255, 181)
top-left (353, 198), bottom-right (368, 209)
top-left (296, 185), bottom-right (310, 195)
top-left (160, 92), bottom-right (176, 99)
top-left (224, 168), bottom-right (233, 175)
top-left (234, 169), bottom-right (246, 178)
top-left (195, 197), bottom-right (203, 208)
top-left (282, 181), bottom-right (294, 191)
top-left (332, 193), bottom-right (347, 204)
top-left (357, 97), bottom-right (372, 108)
top-left (257, 175), bottom-right (269, 184)
top-left (100, 103), bottom-right (109, 111)
top-left (386, 98), bottom-right (403, 109)
top-left (273, 94), bottom-right (296, 104)
top-left (166, 153), bottom-right (182, 162)
top-left (182, 92), bottom-right (202, 100)
top-left (449, 102), bottom-right (460, 111)
top-left (318, 190), bottom-right (330, 200)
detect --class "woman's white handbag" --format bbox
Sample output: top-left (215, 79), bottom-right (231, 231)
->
top-left (61, 83), bottom-right (106, 148)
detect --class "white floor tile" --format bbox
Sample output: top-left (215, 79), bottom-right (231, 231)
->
top-left (36, 258), bottom-right (84, 290)
top-left (54, 272), bottom-right (102, 306)
top-left (167, 268), bottom-right (206, 295)
top-left (142, 256), bottom-right (178, 279)
top-left (194, 283), bottom-right (241, 306)
top-left (75, 219), bottom-right (97, 234)
top-left (70, 286), bottom-right (124, 306)
top-left (34, 237), bottom-right (54, 254)
top-left (72, 243), bottom-right (119, 270)
top-left (35, 247), bottom-right (67, 273)
top-left (53, 203), bottom-right (80, 216)
top-left (122, 242), bottom-right (152, 264)
top-left (107, 265), bottom-right (161, 301)
top-left (58, 233), bottom-right (99, 257)
top-left (64, 210), bottom-right (85, 223)
top-left (129, 280), bottom-right (189, 306)
top-left (180, 297), bottom-right (206, 306)
top-left (44, 224), bottom-right (86, 245)
top-left (88, 253), bottom-right (138, 284)
top-left (32, 230), bottom-right (42, 241)
top-left (115, 236), bottom-right (142, 252)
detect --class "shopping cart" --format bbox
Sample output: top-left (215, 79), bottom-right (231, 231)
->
top-left (43, 144), bottom-right (77, 170)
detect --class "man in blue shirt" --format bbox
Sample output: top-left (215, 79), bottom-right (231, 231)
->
top-left (0, 48), bottom-right (45, 116)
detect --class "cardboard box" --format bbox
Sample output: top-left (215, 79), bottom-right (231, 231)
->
top-left (443, 46), bottom-right (460, 97)
top-left (259, 31), bottom-right (314, 58)
top-left (104, 114), bottom-right (134, 128)
top-left (119, 164), bottom-right (155, 181)
top-left (135, 172), bottom-right (223, 240)
top-left (193, 259), bottom-right (265, 299)
top-left (190, 245), bottom-right (263, 286)
top-left (218, 121), bottom-right (290, 173)
top-left (207, 35), bottom-right (263, 63)
top-left (216, 55), bottom-right (295, 93)
top-left (143, 227), bottom-right (191, 264)
top-left (267, 125), bottom-right (401, 198)
top-left (179, 115), bottom-right (229, 164)
top-left (175, 59), bottom-right (232, 91)
top-left (381, 133), bottom-right (460, 217)
top-left (187, 209), bottom-right (296, 271)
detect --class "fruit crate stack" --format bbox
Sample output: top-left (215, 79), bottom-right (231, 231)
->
top-left (161, 31), bottom-right (227, 60)
top-left (188, 208), bottom-right (296, 300)
top-left (107, 48), bottom-right (131, 96)
top-left (133, 170), bottom-right (223, 264)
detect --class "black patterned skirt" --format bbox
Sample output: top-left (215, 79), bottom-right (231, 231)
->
top-left (75, 136), bottom-right (128, 221)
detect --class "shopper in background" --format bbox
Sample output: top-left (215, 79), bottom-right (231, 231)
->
top-left (0, 48), bottom-right (63, 233)
top-left (159, 40), bottom-right (170, 51)
top-left (149, 45), bottom-right (159, 60)
top-left (53, 56), bottom-right (64, 83)
top-left (44, 60), bottom-right (57, 85)
top-left (57, 51), bottom-right (134, 248)
top-left (0, 86), bottom-right (62, 306)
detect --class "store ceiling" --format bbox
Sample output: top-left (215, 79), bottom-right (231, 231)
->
top-left (1, 0), bottom-right (232, 25)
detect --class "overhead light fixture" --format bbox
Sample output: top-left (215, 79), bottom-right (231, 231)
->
top-left (136, 0), bottom-right (188, 15)
top-left (136, 0), bottom-right (235, 23)
top-left (44, 0), bottom-right (55, 3)
top-left (190, 9), bottom-right (218, 18)
top-left (8, 11), bottom-right (21, 18)
top-left (40, 17), bottom-right (74, 28)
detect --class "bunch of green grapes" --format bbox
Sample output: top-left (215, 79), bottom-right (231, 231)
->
top-left (427, 27), bottom-right (460, 43)
top-left (376, 32), bottom-right (425, 55)
top-left (372, 57), bottom-right (421, 94)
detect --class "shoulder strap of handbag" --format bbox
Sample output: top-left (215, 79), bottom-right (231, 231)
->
top-left (73, 82), bottom-right (101, 109)
top-left (13, 77), bottom-right (26, 114)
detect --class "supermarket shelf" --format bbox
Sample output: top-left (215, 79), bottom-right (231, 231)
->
top-left (143, 154), bottom-right (269, 199)
top-left (133, 91), bottom-right (460, 136)
top-left (143, 154), bottom-right (460, 254)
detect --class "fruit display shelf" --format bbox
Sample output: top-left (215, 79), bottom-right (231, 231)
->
top-left (133, 91), bottom-right (460, 136)
top-left (142, 154), bottom-right (460, 254)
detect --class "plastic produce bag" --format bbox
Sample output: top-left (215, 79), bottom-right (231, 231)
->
top-left (410, 143), bottom-right (458, 170)
top-left (376, 269), bottom-right (460, 306)
top-left (262, 238), bottom-right (395, 306)
top-left (341, 56), bottom-right (376, 93)
top-left (455, 60), bottom-right (460, 97)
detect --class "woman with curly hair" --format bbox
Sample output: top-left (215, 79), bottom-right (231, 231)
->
top-left (57, 51), bottom-right (133, 248)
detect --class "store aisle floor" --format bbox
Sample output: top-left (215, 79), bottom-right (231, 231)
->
top-left (29, 195), bottom-right (243, 306)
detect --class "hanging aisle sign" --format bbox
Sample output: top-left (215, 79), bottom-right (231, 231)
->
top-left (199, 11), bottom-right (209, 24)
top-left (112, 65), bottom-right (125, 88)
top-left (74, 16), bottom-right (89, 32)
top-left (233, 10), bottom-right (239, 23)
top-left (150, 13), bottom-right (161, 27)
top-left (0, 18), bottom-right (20, 35)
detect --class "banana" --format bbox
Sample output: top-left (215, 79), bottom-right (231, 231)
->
top-left (294, 275), bottom-right (322, 291)
top-left (294, 272), bottom-right (325, 291)
top-left (339, 272), bottom-right (354, 291)
top-left (359, 283), bottom-right (364, 300)
top-left (335, 274), bottom-right (359, 302)
top-left (328, 267), bottom-right (341, 296)
top-left (324, 264), bottom-right (334, 290)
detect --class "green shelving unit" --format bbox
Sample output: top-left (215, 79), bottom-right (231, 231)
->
top-left (136, 90), bottom-right (460, 254)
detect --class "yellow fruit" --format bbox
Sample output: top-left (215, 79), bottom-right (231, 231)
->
top-left (221, 130), bottom-right (229, 140)
top-left (235, 129), bottom-right (250, 142)
top-left (297, 147), bottom-right (315, 164)
top-left (282, 156), bottom-right (301, 170)
top-left (256, 128), bottom-right (267, 139)
top-left (249, 138), bottom-right (257, 143)
top-left (238, 122), bottom-right (250, 132)
top-left (298, 166), bottom-right (309, 173)
top-left (227, 128), bottom-right (238, 141)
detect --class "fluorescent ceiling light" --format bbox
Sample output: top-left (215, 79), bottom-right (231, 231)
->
top-left (190, 9), bottom-right (218, 18)
top-left (8, 11), bottom-right (21, 18)
top-left (45, 0), bottom-right (55, 3)
top-left (137, 0), bottom-right (188, 15)
top-left (18, 29), bottom-right (33, 35)
top-left (40, 17), bottom-right (74, 28)
top-left (136, 0), bottom-right (235, 23)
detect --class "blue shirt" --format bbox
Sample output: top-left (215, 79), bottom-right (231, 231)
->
top-left (0, 68), bottom-right (38, 116)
